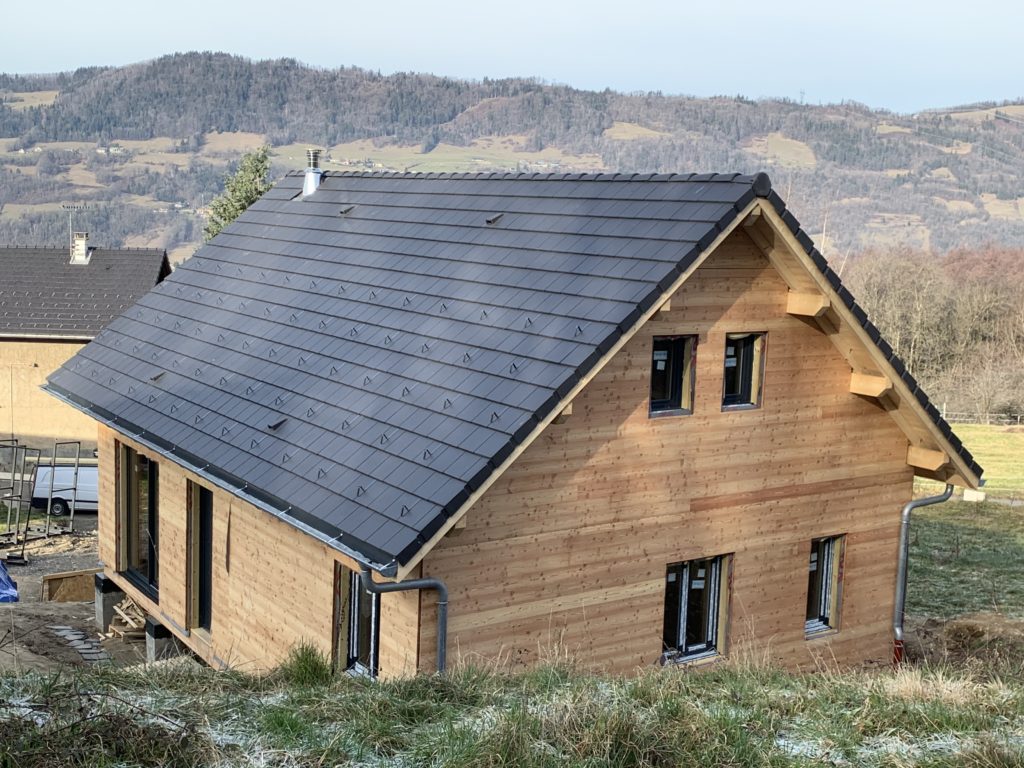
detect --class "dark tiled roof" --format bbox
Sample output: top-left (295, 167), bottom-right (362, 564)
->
top-left (44, 172), bottom-right (979, 573)
top-left (0, 246), bottom-right (170, 338)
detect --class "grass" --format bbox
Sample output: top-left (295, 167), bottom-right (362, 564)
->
top-left (908, 500), bottom-right (1024, 620)
top-left (952, 424), bottom-right (1024, 499)
top-left (4, 650), bottom-right (1024, 766)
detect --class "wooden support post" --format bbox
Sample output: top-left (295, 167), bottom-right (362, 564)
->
top-left (786, 291), bottom-right (830, 318)
top-left (907, 445), bottom-right (948, 472)
top-left (849, 372), bottom-right (892, 399)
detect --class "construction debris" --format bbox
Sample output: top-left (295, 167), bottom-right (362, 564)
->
top-left (104, 596), bottom-right (146, 641)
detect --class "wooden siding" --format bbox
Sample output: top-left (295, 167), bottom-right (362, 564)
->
top-left (95, 424), bottom-right (420, 677)
top-left (420, 229), bottom-right (913, 675)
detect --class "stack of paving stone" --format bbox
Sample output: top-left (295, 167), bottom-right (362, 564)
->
top-left (48, 625), bottom-right (111, 664)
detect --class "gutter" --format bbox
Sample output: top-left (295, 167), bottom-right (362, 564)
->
top-left (360, 568), bottom-right (448, 673)
top-left (892, 483), bottom-right (954, 666)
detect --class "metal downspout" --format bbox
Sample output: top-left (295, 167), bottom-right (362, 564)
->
top-left (360, 568), bottom-right (449, 673)
top-left (893, 483), bottom-right (954, 666)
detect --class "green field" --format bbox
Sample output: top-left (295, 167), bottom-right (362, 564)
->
top-left (953, 424), bottom-right (1024, 499)
top-left (909, 500), bottom-right (1024, 620)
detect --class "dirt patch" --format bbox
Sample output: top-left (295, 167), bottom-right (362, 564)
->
top-left (907, 612), bottom-right (1024, 666)
top-left (1, 515), bottom-right (147, 672)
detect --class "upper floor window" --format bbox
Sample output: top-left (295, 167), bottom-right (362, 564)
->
top-left (722, 332), bottom-right (765, 409)
top-left (650, 335), bottom-right (697, 416)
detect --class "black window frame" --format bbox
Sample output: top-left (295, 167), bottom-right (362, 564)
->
top-left (806, 535), bottom-right (843, 636)
top-left (662, 555), bottom-right (726, 662)
top-left (722, 332), bottom-right (766, 409)
top-left (333, 564), bottom-right (381, 678)
top-left (649, 335), bottom-right (698, 416)
top-left (119, 443), bottom-right (159, 600)
top-left (188, 481), bottom-right (214, 633)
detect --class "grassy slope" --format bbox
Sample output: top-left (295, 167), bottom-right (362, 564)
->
top-left (3, 649), bottom-right (1024, 767)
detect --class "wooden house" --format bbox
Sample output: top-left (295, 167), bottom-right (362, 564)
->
top-left (45, 172), bottom-right (981, 677)
top-left (0, 236), bottom-right (168, 451)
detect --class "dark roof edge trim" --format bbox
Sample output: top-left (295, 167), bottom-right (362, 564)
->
top-left (0, 334), bottom-right (95, 342)
top-left (43, 382), bottom-right (399, 578)
top-left (393, 195), bottom-right (762, 579)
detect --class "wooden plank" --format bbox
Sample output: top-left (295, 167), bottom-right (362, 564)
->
top-left (786, 291), bottom-right (830, 318)
top-left (849, 373), bottom-right (892, 399)
top-left (41, 567), bottom-right (102, 602)
top-left (907, 445), bottom-right (948, 472)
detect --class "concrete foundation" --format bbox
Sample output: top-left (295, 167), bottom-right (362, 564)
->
top-left (145, 616), bottom-right (187, 663)
top-left (94, 574), bottom-right (124, 632)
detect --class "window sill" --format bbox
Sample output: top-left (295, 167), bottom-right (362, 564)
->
top-left (804, 626), bottom-right (838, 641)
top-left (660, 649), bottom-right (722, 667)
top-left (721, 402), bottom-right (761, 412)
top-left (649, 407), bottom-right (694, 419)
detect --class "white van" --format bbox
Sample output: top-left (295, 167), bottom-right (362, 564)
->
top-left (30, 464), bottom-right (99, 516)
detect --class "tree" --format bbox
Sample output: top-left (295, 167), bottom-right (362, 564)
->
top-left (203, 145), bottom-right (271, 241)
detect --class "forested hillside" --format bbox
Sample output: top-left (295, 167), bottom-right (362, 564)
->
top-left (3, 51), bottom-right (1024, 257)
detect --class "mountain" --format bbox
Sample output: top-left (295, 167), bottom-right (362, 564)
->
top-left (2, 51), bottom-right (1024, 258)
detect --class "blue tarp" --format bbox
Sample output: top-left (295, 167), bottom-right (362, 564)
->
top-left (0, 560), bottom-right (18, 602)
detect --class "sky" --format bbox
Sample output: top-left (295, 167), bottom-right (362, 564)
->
top-left (3, 0), bottom-right (1022, 113)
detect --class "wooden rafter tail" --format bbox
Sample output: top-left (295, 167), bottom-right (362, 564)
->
top-left (849, 372), bottom-right (893, 399)
top-left (907, 445), bottom-right (948, 472)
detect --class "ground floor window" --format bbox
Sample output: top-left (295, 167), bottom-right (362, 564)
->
top-left (806, 535), bottom-right (844, 635)
top-left (119, 443), bottom-right (159, 598)
top-left (333, 564), bottom-right (380, 677)
top-left (663, 555), bottom-right (727, 662)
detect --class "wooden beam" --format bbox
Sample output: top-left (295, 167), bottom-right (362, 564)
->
top-left (658, 298), bottom-right (671, 313)
top-left (786, 291), bottom-right (830, 318)
top-left (553, 402), bottom-right (574, 425)
top-left (907, 445), bottom-right (948, 472)
top-left (849, 372), bottom-right (892, 399)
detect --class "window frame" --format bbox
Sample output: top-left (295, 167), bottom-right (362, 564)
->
top-left (649, 334), bottom-right (698, 417)
top-left (662, 554), bottom-right (728, 663)
top-left (118, 443), bottom-right (159, 600)
top-left (721, 332), bottom-right (767, 410)
top-left (805, 535), bottom-right (844, 636)
top-left (187, 481), bottom-right (214, 634)
top-left (333, 564), bottom-right (381, 678)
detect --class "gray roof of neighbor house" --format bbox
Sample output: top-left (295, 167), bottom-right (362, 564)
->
top-left (44, 172), bottom-right (981, 574)
top-left (0, 246), bottom-right (170, 338)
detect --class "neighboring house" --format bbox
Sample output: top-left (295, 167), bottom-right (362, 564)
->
top-left (45, 172), bottom-right (981, 678)
top-left (1, 236), bottom-right (169, 451)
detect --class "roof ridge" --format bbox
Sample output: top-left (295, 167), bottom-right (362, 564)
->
top-left (286, 169), bottom-right (772, 190)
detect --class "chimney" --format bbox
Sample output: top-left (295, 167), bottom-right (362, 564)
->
top-left (302, 148), bottom-right (322, 198)
top-left (70, 232), bottom-right (91, 264)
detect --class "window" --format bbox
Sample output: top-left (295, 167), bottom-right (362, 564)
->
top-left (663, 555), bottom-right (727, 661)
top-left (650, 335), bottom-right (697, 415)
top-left (722, 332), bottom-right (765, 409)
top-left (120, 444), bottom-right (159, 597)
top-left (188, 482), bottom-right (214, 633)
top-left (806, 536), bottom-right (844, 635)
top-left (333, 564), bottom-right (380, 677)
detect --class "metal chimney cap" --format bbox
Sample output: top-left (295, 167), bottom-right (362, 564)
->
top-left (306, 148), bottom-right (322, 169)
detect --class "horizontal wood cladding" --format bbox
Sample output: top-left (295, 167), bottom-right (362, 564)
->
top-left (95, 424), bottom-right (419, 677)
top-left (421, 229), bottom-right (913, 675)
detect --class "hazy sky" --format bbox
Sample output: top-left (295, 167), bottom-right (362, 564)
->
top-left (4, 0), bottom-right (1021, 113)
